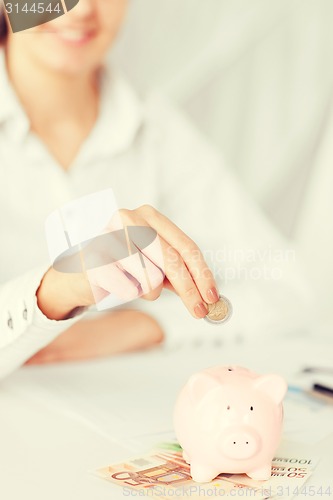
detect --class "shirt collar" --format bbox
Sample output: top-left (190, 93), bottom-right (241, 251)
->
top-left (0, 48), bottom-right (144, 155)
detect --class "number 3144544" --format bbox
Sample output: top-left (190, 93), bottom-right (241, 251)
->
top-left (5, 3), bottom-right (62, 14)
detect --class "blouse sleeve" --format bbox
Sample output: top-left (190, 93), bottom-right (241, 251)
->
top-left (0, 265), bottom-right (86, 379)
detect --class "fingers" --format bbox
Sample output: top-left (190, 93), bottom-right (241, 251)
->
top-left (86, 205), bottom-right (218, 318)
top-left (82, 209), bottom-right (165, 304)
top-left (154, 236), bottom-right (210, 318)
top-left (120, 251), bottom-right (165, 300)
top-left (135, 206), bottom-right (218, 304)
top-left (86, 251), bottom-right (164, 304)
top-left (86, 261), bottom-right (140, 303)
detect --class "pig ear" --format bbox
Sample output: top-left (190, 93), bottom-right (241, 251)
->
top-left (188, 372), bottom-right (220, 403)
top-left (254, 374), bottom-right (287, 404)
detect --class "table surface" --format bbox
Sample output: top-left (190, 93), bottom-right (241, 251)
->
top-left (1, 336), bottom-right (332, 500)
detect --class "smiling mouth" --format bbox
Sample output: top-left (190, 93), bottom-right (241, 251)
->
top-left (50, 29), bottom-right (95, 45)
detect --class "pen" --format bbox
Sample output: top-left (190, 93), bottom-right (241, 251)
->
top-left (313, 383), bottom-right (333, 397)
top-left (302, 366), bottom-right (333, 374)
top-left (288, 384), bottom-right (333, 406)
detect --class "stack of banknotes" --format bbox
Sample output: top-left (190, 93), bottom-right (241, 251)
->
top-left (96, 440), bottom-right (323, 499)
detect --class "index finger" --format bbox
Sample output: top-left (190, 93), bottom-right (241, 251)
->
top-left (136, 205), bottom-right (219, 304)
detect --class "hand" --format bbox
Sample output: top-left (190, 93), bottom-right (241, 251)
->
top-left (37, 205), bottom-right (219, 320)
top-left (25, 310), bottom-right (164, 364)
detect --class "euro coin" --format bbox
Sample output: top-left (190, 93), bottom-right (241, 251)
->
top-left (205, 294), bottom-right (232, 325)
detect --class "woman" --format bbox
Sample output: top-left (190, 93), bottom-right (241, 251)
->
top-left (0, 0), bottom-right (310, 377)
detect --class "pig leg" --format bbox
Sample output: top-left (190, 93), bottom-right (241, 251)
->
top-left (247, 464), bottom-right (272, 481)
top-left (182, 450), bottom-right (190, 464)
top-left (190, 463), bottom-right (219, 483)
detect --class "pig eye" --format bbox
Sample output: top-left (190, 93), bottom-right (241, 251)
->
top-left (250, 406), bottom-right (254, 411)
top-left (227, 405), bottom-right (231, 410)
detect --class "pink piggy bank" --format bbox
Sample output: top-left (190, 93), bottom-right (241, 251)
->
top-left (173, 365), bottom-right (287, 482)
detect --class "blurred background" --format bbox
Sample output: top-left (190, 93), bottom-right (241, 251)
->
top-left (110, 0), bottom-right (333, 334)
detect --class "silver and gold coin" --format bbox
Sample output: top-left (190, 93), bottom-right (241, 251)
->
top-left (204, 294), bottom-right (233, 325)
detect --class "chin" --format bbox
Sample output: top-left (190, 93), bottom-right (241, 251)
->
top-left (49, 58), bottom-right (96, 76)
top-left (33, 44), bottom-right (102, 76)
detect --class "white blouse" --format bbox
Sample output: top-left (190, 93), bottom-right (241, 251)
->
top-left (0, 49), bottom-right (313, 378)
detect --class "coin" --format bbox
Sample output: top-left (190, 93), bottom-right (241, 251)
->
top-left (204, 294), bottom-right (233, 325)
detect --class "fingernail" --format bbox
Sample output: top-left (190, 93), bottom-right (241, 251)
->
top-left (194, 302), bottom-right (208, 318)
top-left (207, 287), bottom-right (219, 303)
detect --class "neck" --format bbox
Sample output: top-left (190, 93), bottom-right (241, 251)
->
top-left (5, 41), bottom-right (99, 124)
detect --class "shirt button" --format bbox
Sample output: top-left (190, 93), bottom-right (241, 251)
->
top-left (23, 302), bottom-right (28, 320)
top-left (7, 313), bottom-right (13, 329)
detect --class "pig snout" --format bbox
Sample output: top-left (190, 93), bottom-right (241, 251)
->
top-left (220, 427), bottom-right (261, 460)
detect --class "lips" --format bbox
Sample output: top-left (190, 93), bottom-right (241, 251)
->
top-left (50, 28), bottom-right (95, 45)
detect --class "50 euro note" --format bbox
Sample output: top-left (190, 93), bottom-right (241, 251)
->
top-left (95, 442), bottom-right (318, 499)
top-left (95, 449), bottom-right (267, 499)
